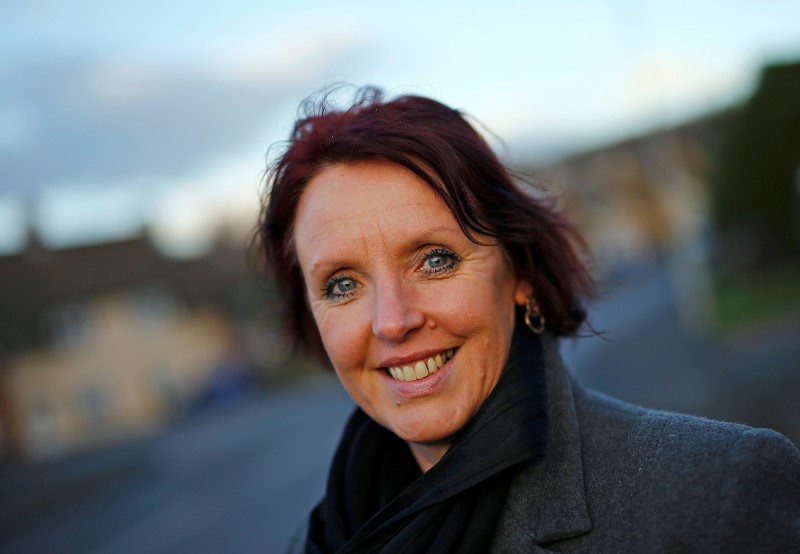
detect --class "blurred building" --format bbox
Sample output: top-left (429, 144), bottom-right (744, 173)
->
top-left (524, 114), bottom-right (721, 331)
top-left (0, 230), bottom-right (276, 461)
top-left (532, 116), bottom-right (716, 272)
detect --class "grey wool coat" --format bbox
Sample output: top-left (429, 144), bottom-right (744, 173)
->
top-left (289, 335), bottom-right (800, 553)
top-left (490, 335), bottom-right (800, 553)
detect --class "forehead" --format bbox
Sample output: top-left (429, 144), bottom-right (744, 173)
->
top-left (299, 161), bottom-right (443, 217)
top-left (293, 162), bottom-right (458, 259)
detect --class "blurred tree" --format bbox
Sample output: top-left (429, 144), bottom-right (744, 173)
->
top-left (712, 61), bottom-right (800, 272)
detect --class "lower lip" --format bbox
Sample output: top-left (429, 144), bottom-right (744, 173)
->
top-left (382, 353), bottom-right (455, 399)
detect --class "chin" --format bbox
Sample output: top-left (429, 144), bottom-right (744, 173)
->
top-left (386, 408), bottom-right (465, 446)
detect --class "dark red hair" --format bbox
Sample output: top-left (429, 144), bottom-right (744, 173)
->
top-left (257, 87), bottom-right (593, 362)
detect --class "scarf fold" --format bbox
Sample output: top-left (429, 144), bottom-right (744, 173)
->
top-left (306, 312), bottom-right (547, 553)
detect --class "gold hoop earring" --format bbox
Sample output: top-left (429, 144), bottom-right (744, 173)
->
top-left (524, 296), bottom-right (546, 335)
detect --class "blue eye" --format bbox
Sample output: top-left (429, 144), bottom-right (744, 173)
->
top-left (324, 275), bottom-right (358, 300)
top-left (422, 248), bottom-right (459, 275)
top-left (334, 278), bottom-right (356, 293)
top-left (427, 255), bottom-right (448, 268)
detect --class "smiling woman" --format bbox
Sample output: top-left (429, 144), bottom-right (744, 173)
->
top-left (294, 162), bottom-right (529, 470)
top-left (256, 87), bottom-right (800, 553)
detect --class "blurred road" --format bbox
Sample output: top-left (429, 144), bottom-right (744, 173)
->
top-left (0, 376), bottom-right (354, 554)
top-left (2, 265), bottom-right (798, 553)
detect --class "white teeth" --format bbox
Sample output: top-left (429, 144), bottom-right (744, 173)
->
top-left (386, 349), bottom-right (455, 382)
top-left (426, 357), bottom-right (437, 373)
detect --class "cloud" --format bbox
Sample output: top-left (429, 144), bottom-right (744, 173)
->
top-left (0, 57), bottom-right (285, 197)
top-left (609, 50), bottom-right (750, 128)
top-left (0, 22), bottom-right (368, 199)
top-left (212, 19), bottom-right (368, 86)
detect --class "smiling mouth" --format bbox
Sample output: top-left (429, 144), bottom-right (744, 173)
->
top-left (385, 349), bottom-right (455, 382)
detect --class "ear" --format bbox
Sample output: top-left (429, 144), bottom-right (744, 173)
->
top-left (514, 279), bottom-right (533, 306)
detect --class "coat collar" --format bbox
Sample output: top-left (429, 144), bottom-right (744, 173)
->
top-left (491, 334), bottom-right (592, 550)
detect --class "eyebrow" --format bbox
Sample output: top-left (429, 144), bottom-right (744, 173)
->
top-left (307, 257), bottom-right (355, 278)
top-left (402, 224), bottom-right (462, 245)
top-left (304, 224), bottom-right (465, 279)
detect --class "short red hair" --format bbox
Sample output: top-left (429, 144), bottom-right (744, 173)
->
top-left (257, 87), bottom-right (593, 362)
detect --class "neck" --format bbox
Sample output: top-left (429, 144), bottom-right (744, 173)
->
top-left (409, 441), bottom-right (451, 472)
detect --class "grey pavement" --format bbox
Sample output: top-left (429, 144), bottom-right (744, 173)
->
top-left (0, 374), bottom-right (354, 554)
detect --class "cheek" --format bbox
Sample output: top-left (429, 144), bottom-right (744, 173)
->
top-left (422, 276), bottom-right (515, 333)
top-left (315, 306), bottom-right (368, 369)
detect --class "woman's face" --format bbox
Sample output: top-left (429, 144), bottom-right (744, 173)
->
top-left (293, 161), bottom-right (529, 453)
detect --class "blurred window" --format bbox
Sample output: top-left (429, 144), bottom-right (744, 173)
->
top-left (130, 289), bottom-right (178, 328)
top-left (78, 385), bottom-right (112, 424)
top-left (47, 304), bottom-right (89, 350)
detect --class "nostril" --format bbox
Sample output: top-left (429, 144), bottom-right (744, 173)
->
top-left (376, 315), bottom-right (425, 340)
top-left (371, 292), bottom-right (426, 341)
top-left (373, 318), bottom-right (417, 342)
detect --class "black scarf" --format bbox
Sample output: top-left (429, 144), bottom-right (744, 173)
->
top-left (306, 313), bottom-right (547, 553)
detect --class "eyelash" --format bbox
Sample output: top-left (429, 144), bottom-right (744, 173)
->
top-left (420, 248), bottom-right (460, 276)
top-left (321, 248), bottom-right (460, 301)
top-left (322, 274), bottom-right (357, 301)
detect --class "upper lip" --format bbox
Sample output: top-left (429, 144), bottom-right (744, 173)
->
top-left (378, 348), bottom-right (455, 368)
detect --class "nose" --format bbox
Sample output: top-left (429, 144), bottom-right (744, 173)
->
top-left (371, 280), bottom-right (426, 342)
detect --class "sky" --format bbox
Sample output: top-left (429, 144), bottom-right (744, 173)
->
top-left (1, 0), bottom-right (800, 255)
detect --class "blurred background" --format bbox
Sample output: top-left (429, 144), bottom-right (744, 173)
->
top-left (1, 1), bottom-right (799, 552)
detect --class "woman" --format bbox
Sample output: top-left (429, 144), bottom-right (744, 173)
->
top-left (258, 88), bottom-right (800, 552)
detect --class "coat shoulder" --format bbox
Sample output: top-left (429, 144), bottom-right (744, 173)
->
top-left (496, 336), bottom-right (800, 553)
top-left (569, 382), bottom-right (800, 552)
top-left (574, 382), bottom-right (798, 467)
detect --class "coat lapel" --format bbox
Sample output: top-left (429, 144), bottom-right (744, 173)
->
top-left (491, 335), bottom-right (592, 551)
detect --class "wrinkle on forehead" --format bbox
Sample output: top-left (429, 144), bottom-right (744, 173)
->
top-left (301, 214), bottom-right (405, 277)
top-left (298, 199), bottom-right (430, 249)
